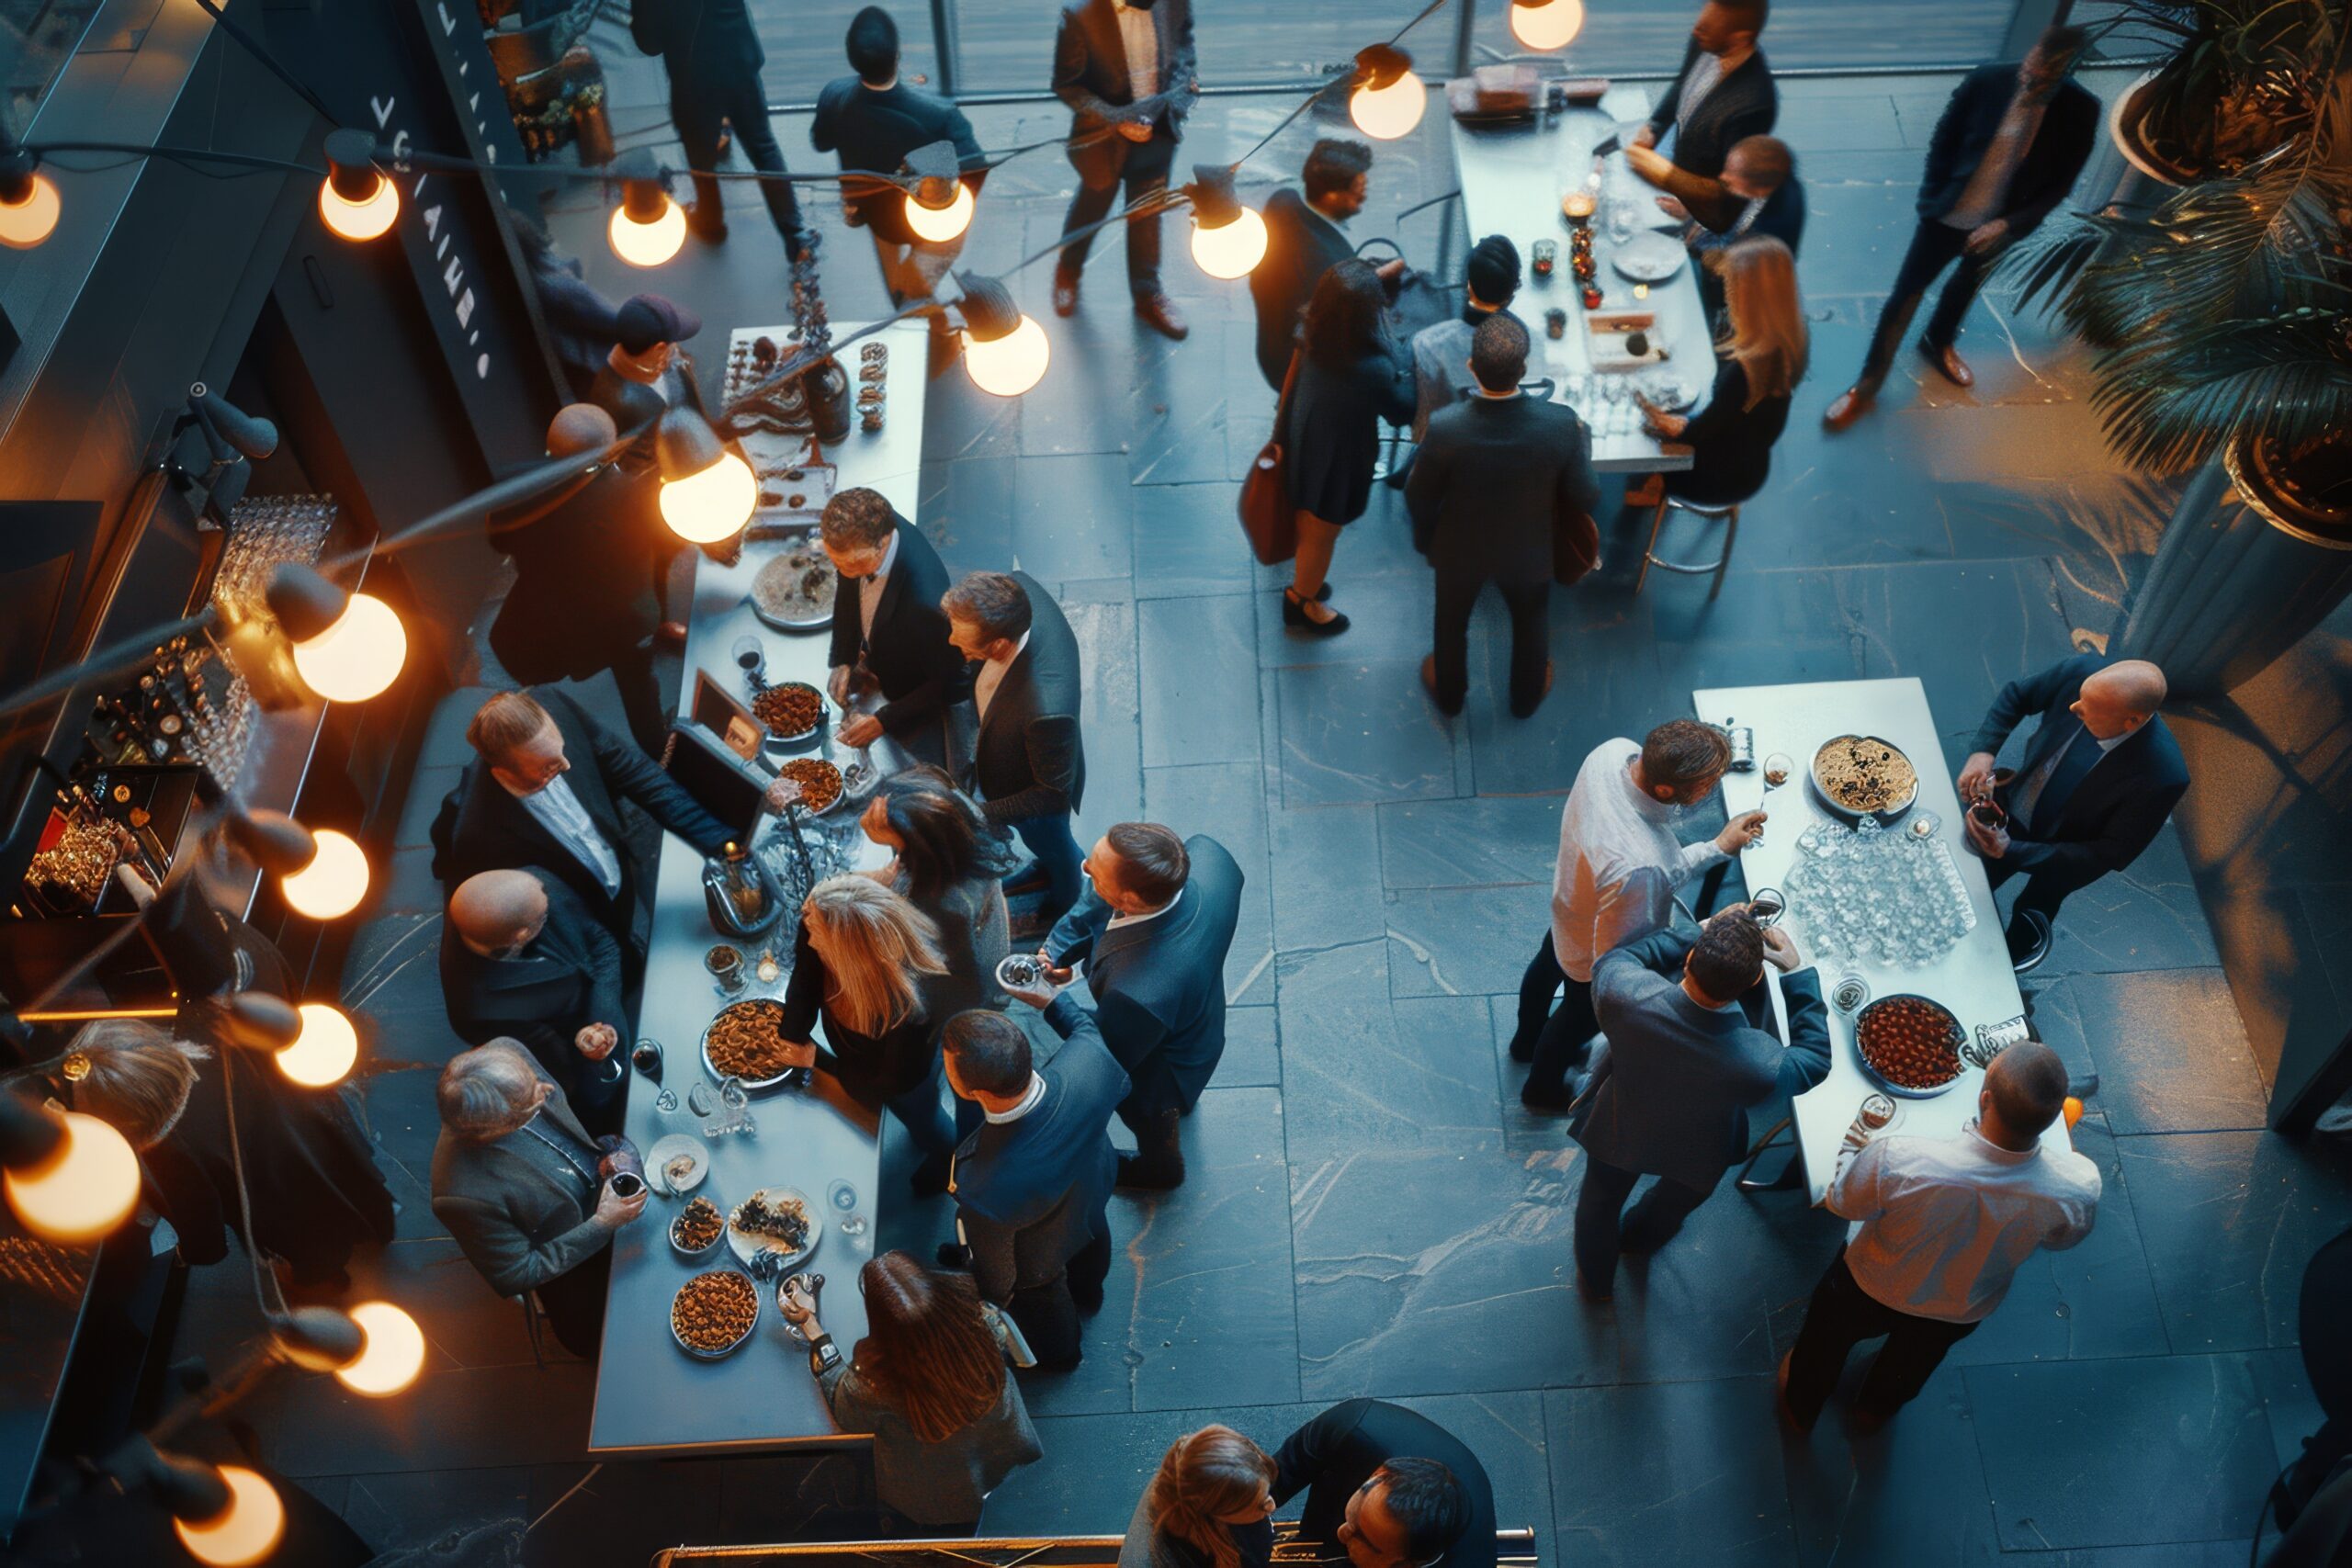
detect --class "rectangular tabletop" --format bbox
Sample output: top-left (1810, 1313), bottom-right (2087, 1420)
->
top-left (1692, 678), bottom-right (2075, 1204)
top-left (588, 320), bottom-right (929, 1455)
top-left (1451, 85), bottom-right (1710, 472)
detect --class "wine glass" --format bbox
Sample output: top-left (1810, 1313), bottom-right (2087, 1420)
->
top-left (1758, 751), bottom-right (1792, 850)
top-left (732, 635), bottom-right (766, 689)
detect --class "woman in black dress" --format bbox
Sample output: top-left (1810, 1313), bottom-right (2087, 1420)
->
top-left (1280, 257), bottom-right (1416, 637)
top-left (858, 766), bottom-right (1015, 1023)
top-left (1118, 1426), bottom-right (1279, 1568)
top-left (1635, 236), bottom-right (1807, 508)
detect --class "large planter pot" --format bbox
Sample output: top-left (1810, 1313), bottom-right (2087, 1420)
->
top-left (2108, 69), bottom-right (2192, 188)
top-left (2117, 437), bottom-right (2352, 695)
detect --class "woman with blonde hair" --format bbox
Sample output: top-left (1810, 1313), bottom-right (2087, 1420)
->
top-left (1121, 1426), bottom-right (1279, 1568)
top-left (1634, 234), bottom-right (1807, 508)
top-left (778, 874), bottom-right (957, 1190)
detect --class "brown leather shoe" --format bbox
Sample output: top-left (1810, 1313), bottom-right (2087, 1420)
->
top-left (1052, 271), bottom-right (1080, 318)
top-left (1135, 291), bottom-right (1189, 341)
top-left (1919, 339), bottom-right (1973, 388)
top-left (1821, 385), bottom-right (1873, 432)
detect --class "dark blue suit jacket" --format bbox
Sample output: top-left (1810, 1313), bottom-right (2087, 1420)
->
top-left (809, 75), bottom-right (986, 244)
top-left (1043, 835), bottom-right (1245, 1118)
top-left (1917, 66), bottom-right (2097, 236)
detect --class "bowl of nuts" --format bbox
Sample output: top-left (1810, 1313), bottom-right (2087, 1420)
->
top-left (701, 998), bottom-right (812, 1090)
top-left (1854, 993), bottom-right (1967, 1099)
top-left (671, 1268), bottom-right (761, 1359)
top-left (670, 1194), bottom-right (726, 1260)
top-left (752, 682), bottom-right (825, 745)
top-left (774, 757), bottom-right (843, 815)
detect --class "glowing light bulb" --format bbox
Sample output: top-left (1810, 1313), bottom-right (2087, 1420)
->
top-left (278, 831), bottom-right (369, 922)
top-left (335, 1301), bottom-right (425, 1394)
top-left (609, 195), bottom-right (685, 267)
top-left (288, 592), bottom-right (405, 704)
top-left (4, 1110), bottom-right (140, 1245)
top-left (319, 170), bottom-right (398, 241)
top-left (1510, 0), bottom-right (1586, 51)
top-left (963, 314), bottom-right (1050, 397)
top-left (905, 181), bottom-right (974, 243)
top-left (1190, 204), bottom-right (1268, 279)
top-left (659, 449), bottom-right (757, 544)
top-left (0, 173), bottom-right (60, 249)
top-left (277, 1003), bottom-right (360, 1087)
top-left (1350, 69), bottom-right (1426, 141)
top-left (173, 1466), bottom-right (285, 1568)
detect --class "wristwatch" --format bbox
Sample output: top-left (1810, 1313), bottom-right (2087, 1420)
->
top-left (808, 1333), bottom-right (842, 1374)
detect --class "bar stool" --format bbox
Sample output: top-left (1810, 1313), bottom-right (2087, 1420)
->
top-left (1735, 1117), bottom-right (1798, 1192)
top-left (1635, 492), bottom-right (1743, 599)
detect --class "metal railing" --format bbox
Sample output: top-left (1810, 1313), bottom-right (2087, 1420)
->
top-left (655, 1526), bottom-right (1544, 1568)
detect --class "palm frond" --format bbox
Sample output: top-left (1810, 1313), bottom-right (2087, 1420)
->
top-left (2085, 309), bottom-right (2352, 471)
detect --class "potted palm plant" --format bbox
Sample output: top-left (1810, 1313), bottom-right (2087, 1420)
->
top-left (2098, 0), bottom-right (2339, 184)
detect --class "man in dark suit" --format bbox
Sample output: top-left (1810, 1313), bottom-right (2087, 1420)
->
top-left (1408, 313), bottom-right (1600, 721)
top-left (1012, 823), bottom-right (1245, 1190)
top-left (1272, 1399), bottom-right (1496, 1568)
top-left (1958, 654), bottom-right (2188, 969)
top-left (1574, 907), bottom-right (1831, 1299)
top-left (1250, 138), bottom-right (1391, 389)
top-left (630, 0), bottom-right (815, 260)
top-left (941, 1008), bottom-right (1127, 1370)
top-left (1629, 0), bottom-right (1778, 186)
top-left (944, 571), bottom-right (1089, 925)
top-left (430, 1042), bottom-right (646, 1359)
top-left (1049, 0), bottom-right (1199, 341)
top-left (430, 688), bottom-right (735, 955)
top-left (1651, 134), bottom-right (1805, 257)
top-left (440, 869), bottom-right (630, 1135)
top-left (821, 488), bottom-right (969, 772)
top-left (1825, 26), bottom-right (2095, 428)
top-left (810, 7), bottom-right (987, 309)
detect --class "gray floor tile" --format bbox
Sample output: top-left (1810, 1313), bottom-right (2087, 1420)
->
top-left (1143, 760), bottom-right (1275, 1001)
top-left (1781, 1359), bottom-right (2002, 1568)
top-left (1276, 661), bottom-right (1462, 807)
top-left (1133, 481), bottom-right (1253, 598)
top-left (1376, 795), bottom-right (1565, 890)
top-left (2028, 824), bottom-right (2224, 979)
top-left (1014, 452), bottom-right (1137, 584)
top-left (1212, 1005), bottom-right (1279, 1089)
top-left (2027, 970), bottom-right (2268, 1135)
top-left (1277, 942), bottom-right (1501, 1162)
top-left (1139, 595), bottom-right (1262, 766)
top-left (1385, 884), bottom-right (1553, 999)
top-left (1268, 804), bottom-right (1387, 954)
top-left (1544, 1379), bottom-right (1798, 1568)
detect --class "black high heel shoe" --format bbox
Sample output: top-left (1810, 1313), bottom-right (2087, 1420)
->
top-left (1283, 588), bottom-right (1350, 637)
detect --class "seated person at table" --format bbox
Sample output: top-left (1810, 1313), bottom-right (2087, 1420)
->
top-left (1012, 822), bottom-right (1245, 1190)
top-left (940, 1009), bottom-right (1126, 1371)
top-left (780, 874), bottom-right (959, 1193)
top-left (431, 688), bottom-right (735, 957)
top-left (440, 869), bottom-right (630, 1135)
top-left (1632, 237), bottom-right (1804, 510)
top-left (1272, 1399), bottom-right (1496, 1568)
top-left (1574, 907), bottom-right (1829, 1298)
top-left (1251, 138), bottom-right (1401, 390)
top-left (1408, 235), bottom-right (1521, 440)
top-left (1957, 654), bottom-right (2188, 968)
top-left (1121, 1427), bottom-right (1279, 1568)
top-left (430, 1042), bottom-right (646, 1359)
top-left (822, 487), bottom-right (970, 772)
top-left (1645, 134), bottom-right (1805, 259)
top-left (1630, 0), bottom-right (1777, 186)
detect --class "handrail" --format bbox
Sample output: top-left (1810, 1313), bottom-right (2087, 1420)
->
top-left (654, 1527), bottom-right (1543, 1567)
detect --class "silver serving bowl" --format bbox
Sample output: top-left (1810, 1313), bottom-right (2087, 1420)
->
top-left (1852, 992), bottom-right (1968, 1100)
top-left (1808, 734), bottom-right (1919, 826)
top-left (670, 1269), bottom-right (761, 1359)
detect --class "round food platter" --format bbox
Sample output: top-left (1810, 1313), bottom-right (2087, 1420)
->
top-left (749, 542), bottom-right (838, 634)
top-left (1808, 734), bottom-right (1919, 825)
top-left (700, 998), bottom-right (802, 1091)
top-left (648, 1134), bottom-right (709, 1195)
top-left (727, 1186), bottom-right (819, 1272)
top-left (772, 757), bottom-right (844, 816)
top-left (671, 1268), bottom-right (761, 1359)
top-left (669, 1194), bottom-right (726, 1259)
top-left (1611, 231), bottom-right (1687, 282)
top-left (1853, 992), bottom-right (1968, 1100)
top-left (752, 682), bottom-right (826, 746)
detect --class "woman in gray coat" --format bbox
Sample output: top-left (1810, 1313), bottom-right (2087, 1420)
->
top-left (782, 1250), bottom-right (1042, 1533)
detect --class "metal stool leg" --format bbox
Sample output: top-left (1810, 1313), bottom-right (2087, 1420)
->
top-left (1634, 496), bottom-right (1669, 595)
top-left (520, 1292), bottom-right (546, 1369)
top-left (1736, 1116), bottom-right (1795, 1192)
top-left (1709, 506), bottom-right (1739, 601)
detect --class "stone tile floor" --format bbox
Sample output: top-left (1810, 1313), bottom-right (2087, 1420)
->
top-left (168, 64), bottom-right (2352, 1568)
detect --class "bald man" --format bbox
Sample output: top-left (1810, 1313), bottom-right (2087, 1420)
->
top-left (1958, 653), bottom-right (2188, 968)
top-left (438, 868), bottom-right (631, 1133)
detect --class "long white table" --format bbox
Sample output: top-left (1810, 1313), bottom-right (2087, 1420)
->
top-left (1452, 85), bottom-right (1712, 472)
top-left (1694, 678), bottom-right (2076, 1203)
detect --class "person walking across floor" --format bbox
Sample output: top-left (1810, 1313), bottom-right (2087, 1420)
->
top-left (1956, 654), bottom-right (2188, 968)
top-left (1823, 26), bottom-right (2094, 430)
top-left (1250, 138), bottom-right (1397, 389)
top-left (1630, 236), bottom-right (1805, 513)
top-left (1628, 0), bottom-right (1777, 186)
top-left (1780, 1041), bottom-right (2099, 1430)
top-left (1271, 1399), bottom-right (1497, 1568)
top-left (1121, 1427), bottom-right (1279, 1568)
top-left (1514, 719), bottom-right (1765, 1110)
top-left (1408, 235), bottom-right (1522, 440)
top-left (630, 0), bottom-right (817, 262)
top-left (439, 869), bottom-right (630, 1135)
top-left (1278, 257), bottom-right (1416, 638)
top-left (811, 7), bottom-right (987, 310)
top-left (822, 487), bottom-right (970, 772)
top-left (1572, 906), bottom-right (1830, 1298)
top-left (1050, 0), bottom-right (1199, 341)
top-left (779, 1250), bottom-right (1043, 1535)
top-left (940, 1009), bottom-right (1127, 1371)
top-left (1408, 312), bottom-right (1599, 721)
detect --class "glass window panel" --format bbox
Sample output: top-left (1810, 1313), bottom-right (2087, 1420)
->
top-left (1468, 0), bottom-right (2020, 74)
top-left (1, 0), bottom-right (104, 127)
top-left (749, 0), bottom-right (943, 106)
top-left (946, 0), bottom-right (1438, 96)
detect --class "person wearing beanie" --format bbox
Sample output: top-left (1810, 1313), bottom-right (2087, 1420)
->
top-left (1408, 233), bottom-right (1522, 441)
top-left (587, 293), bottom-right (708, 647)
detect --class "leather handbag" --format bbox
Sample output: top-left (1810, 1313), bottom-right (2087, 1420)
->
top-left (1238, 350), bottom-right (1302, 565)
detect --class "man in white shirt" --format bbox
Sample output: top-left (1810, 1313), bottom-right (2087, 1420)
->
top-left (1514, 719), bottom-right (1766, 1111)
top-left (1780, 1041), bottom-right (2099, 1430)
top-left (1408, 236), bottom-right (1521, 440)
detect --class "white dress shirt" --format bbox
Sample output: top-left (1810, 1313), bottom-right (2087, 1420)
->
top-left (857, 529), bottom-right (900, 648)
top-left (1548, 739), bottom-right (1728, 983)
top-left (972, 630), bottom-right (1030, 721)
top-left (983, 1073), bottom-right (1048, 1125)
top-left (1113, 0), bottom-right (1160, 105)
top-left (1829, 1122), bottom-right (2101, 1323)
top-left (517, 773), bottom-right (624, 897)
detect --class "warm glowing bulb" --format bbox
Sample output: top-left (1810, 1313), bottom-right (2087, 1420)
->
top-left (0, 174), bottom-right (60, 249)
top-left (289, 592), bottom-right (405, 704)
top-left (1190, 205), bottom-right (1269, 280)
top-left (277, 1003), bottom-right (360, 1087)
top-left (905, 182), bottom-right (974, 243)
top-left (963, 314), bottom-right (1050, 397)
top-left (4, 1110), bottom-right (140, 1245)
top-left (1510, 0), bottom-right (1586, 51)
top-left (1350, 69), bottom-right (1427, 141)
top-left (319, 172), bottom-right (398, 241)
top-left (659, 449), bottom-right (756, 544)
top-left (173, 1466), bottom-right (285, 1568)
top-left (335, 1301), bottom-right (425, 1394)
top-left (609, 196), bottom-right (685, 267)
top-left (279, 832), bottom-right (369, 922)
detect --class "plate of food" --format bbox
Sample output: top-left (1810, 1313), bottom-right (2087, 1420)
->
top-left (648, 1134), bottom-right (709, 1196)
top-left (671, 1268), bottom-right (761, 1358)
top-left (1810, 734), bottom-right (1919, 823)
top-left (752, 682), bottom-right (824, 744)
top-left (773, 757), bottom-right (843, 815)
top-left (1611, 231), bottom-right (1687, 283)
top-left (670, 1194), bottom-right (726, 1259)
top-left (701, 998), bottom-right (812, 1090)
top-left (750, 541), bottom-right (837, 634)
top-left (727, 1186), bottom-right (818, 1271)
top-left (1854, 993), bottom-right (1967, 1099)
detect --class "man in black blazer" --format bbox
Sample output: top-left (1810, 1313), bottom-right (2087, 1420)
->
top-left (1408, 314), bottom-right (1600, 720)
top-left (1250, 139), bottom-right (1391, 389)
top-left (821, 488), bottom-right (969, 772)
top-left (630, 0), bottom-right (814, 260)
top-left (1630, 0), bottom-right (1777, 186)
top-left (810, 7), bottom-right (987, 308)
top-left (1272, 1399), bottom-right (1497, 1568)
top-left (1575, 908), bottom-right (1831, 1298)
top-left (1049, 0), bottom-right (1198, 341)
top-left (944, 570), bottom-right (1090, 925)
top-left (1015, 823), bottom-right (1245, 1190)
top-left (1958, 654), bottom-right (2188, 968)
top-left (1826, 26), bottom-right (2095, 428)
top-left (430, 688), bottom-right (735, 955)
top-left (440, 869), bottom-right (630, 1135)
top-left (942, 1008), bottom-right (1128, 1370)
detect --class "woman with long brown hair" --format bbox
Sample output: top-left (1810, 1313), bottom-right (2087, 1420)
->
top-left (859, 765), bottom-right (1016, 1022)
top-left (1635, 234), bottom-right (1808, 508)
top-left (780, 1250), bottom-right (1041, 1533)
top-left (1121, 1426), bottom-right (1279, 1568)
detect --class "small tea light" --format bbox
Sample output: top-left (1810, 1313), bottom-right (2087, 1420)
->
top-left (755, 950), bottom-right (783, 986)
top-left (1634, 283), bottom-right (1650, 300)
